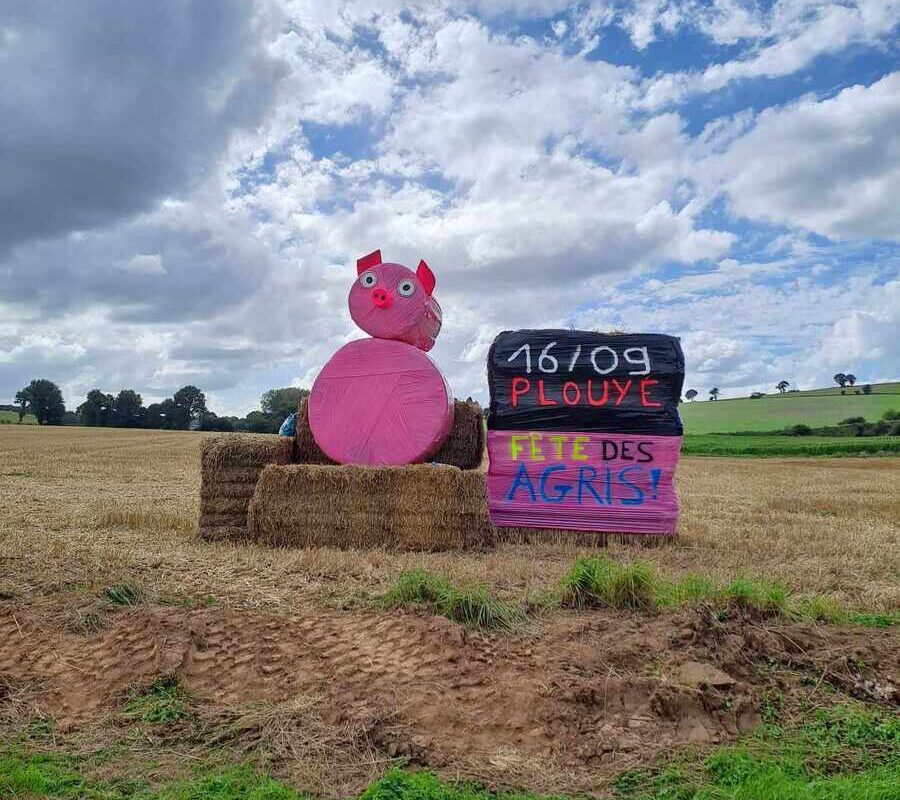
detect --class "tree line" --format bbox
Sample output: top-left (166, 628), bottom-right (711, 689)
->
top-left (682, 374), bottom-right (865, 402)
top-left (10, 379), bottom-right (308, 434)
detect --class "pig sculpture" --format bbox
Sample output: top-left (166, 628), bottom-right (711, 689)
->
top-left (308, 250), bottom-right (455, 466)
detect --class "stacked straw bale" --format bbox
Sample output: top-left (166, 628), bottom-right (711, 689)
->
top-left (199, 433), bottom-right (293, 541)
top-left (295, 398), bottom-right (485, 469)
top-left (247, 463), bottom-right (495, 551)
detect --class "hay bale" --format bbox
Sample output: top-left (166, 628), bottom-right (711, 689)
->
top-left (295, 399), bottom-right (337, 465)
top-left (201, 433), bottom-right (293, 474)
top-left (432, 400), bottom-right (484, 470)
top-left (247, 463), bottom-right (495, 551)
top-left (199, 433), bottom-right (294, 541)
top-left (295, 398), bottom-right (484, 470)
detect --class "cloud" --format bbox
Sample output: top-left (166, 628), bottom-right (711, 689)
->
top-left (640, 1), bottom-right (900, 106)
top-left (0, 0), bottom-right (897, 415)
top-left (710, 73), bottom-right (900, 241)
top-left (0, 0), bottom-right (283, 254)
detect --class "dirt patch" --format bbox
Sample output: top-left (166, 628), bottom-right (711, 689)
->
top-left (1, 600), bottom-right (897, 794)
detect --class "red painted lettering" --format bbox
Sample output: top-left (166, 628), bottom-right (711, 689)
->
top-left (587, 379), bottom-right (609, 406)
top-left (511, 376), bottom-right (530, 407)
top-left (611, 378), bottom-right (632, 406)
top-left (537, 379), bottom-right (558, 406)
top-left (562, 381), bottom-right (581, 405)
top-left (640, 378), bottom-right (662, 407)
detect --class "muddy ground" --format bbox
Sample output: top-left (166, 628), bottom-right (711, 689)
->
top-left (1, 596), bottom-right (897, 796)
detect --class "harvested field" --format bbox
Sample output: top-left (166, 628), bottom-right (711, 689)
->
top-left (1, 425), bottom-right (898, 797)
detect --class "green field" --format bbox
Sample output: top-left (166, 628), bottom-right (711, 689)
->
top-left (680, 382), bottom-right (900, 434)
top-left (682, 434), bottom-right (900, 457)
top-left (0, 410), bottom-right (36, 425)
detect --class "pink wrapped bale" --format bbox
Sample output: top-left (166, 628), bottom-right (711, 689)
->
top-left (309, 338), bottom-right (454, 466)
top-left (487, 431), bottom-right (681, 535)
top-left (350, 249), bottom-right (442, 352)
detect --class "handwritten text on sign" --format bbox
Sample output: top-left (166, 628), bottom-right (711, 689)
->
top-left (488, 330), bottom-right (685, 435)
top-left (486, 431), bottom-right (681, 533)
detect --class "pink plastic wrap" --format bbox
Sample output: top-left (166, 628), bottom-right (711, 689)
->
top-left (309, 338), bottom-right (454, 466)
top-left (349, 250), bottom-right (442, 352)
top-left (486, 430), bottom-right (682, 533)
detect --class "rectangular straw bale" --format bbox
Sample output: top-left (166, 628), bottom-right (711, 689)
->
top-left (432, 400), bottom-right (484, 470)
top-left (201, 433), bottom-right (293, 474)
top-left (199, 433), bottom-right (294, 541)
top-left (295, 398), bottom-right (485, 470)
top-left (247, 463), bottom-right (495, 551)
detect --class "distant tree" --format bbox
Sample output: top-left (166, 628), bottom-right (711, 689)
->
top-left (173, 385), bottom-right (207, 423)
top-left (261, 387), bottom-right (309, 420)
top-left (113, 389), bottom-right (144, 427)
top-left (776, 380), bottom-right (790, 394)
top-left (845, 374), bottom-right (857, 386)
top-left (833, 373), bottom-right (847, 387)
top-left (685, 389), bottom-right (698, 402)
top-left (243, 410), bottom-right (280, 433)
top-left (198, 411), bottom-right (234, 432)
top-left (144, 399), bottom-right (190, 430)
top-left (77, 389), bottom-right (114, 426)
top-left (862, 384), bottom-right (872, 395)
top-left (709, 388), bottom-right (720, 401)
top-left (15, 379), bottom-right (66, 425)
top-left (14, 391), bottom-right (27, 422)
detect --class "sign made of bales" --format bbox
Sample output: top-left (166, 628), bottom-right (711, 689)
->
top-left (308, 249), bottom-right (454, 466)
top-left (486, 330), bottom-right (685, 535)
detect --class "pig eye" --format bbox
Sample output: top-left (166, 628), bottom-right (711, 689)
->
top-left (360, 271), bottom-right (377, 288)
top-left (397, 280), bottom-right (416, 297)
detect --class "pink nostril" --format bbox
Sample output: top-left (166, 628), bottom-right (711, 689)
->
top-left (371, 288), bottom-right (393, 308)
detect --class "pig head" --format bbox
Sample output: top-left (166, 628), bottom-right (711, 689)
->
top-left (348, 249), bottom-right (443, 352)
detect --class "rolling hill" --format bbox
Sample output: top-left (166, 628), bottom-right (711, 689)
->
top-left (680, 382), bottom-right (900, 434)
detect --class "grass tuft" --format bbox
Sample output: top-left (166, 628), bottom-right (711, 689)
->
top-left (722, 578), bottom-right (788, 616)
top-left (381, 570), bottom-right (528, 632)
top-left (559, 557), bottom-right (656, 610)
top-left (103, 584), bottom-right (144, 607)
top-left (121, 676), bottom-right (187, 725)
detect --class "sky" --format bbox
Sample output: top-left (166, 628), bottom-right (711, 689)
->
top-left (1, 0), bottom-right (898, 415)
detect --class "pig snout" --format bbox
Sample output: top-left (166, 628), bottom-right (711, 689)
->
top-left (371, 287), bottom-right (393, 308)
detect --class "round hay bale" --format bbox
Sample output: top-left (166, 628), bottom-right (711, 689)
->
top-left (308, 338), bottom-right (454, 466)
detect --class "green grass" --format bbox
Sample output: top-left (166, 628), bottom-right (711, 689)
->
top-left (0, 409), bottom-right (37, 424)
top-left (559, 557), bottom-right (656, 610)
top-left (3, 705), bottom-right (898, 799)
top-left (681, 434), bottom-right (900, 457)
top-left (680, 382), bottom-right (900, 434)
top-left (121, 677), bottom-right (188, 725)
top-left (103, 584), bottom-right (145, 607)
top-left (382, 561), bottom-right (896, 630)
top-left (614, 704), bottom-right (900, 800)
top-left (561, 557), bottom-right (897, 627)
top-left (381, 569), bottom-right (529, 632)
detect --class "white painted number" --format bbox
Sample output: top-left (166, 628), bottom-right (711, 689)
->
top-left (510, 341), bottom-right (653, 375)
top-left (508, 343), bottom-right (532, 373)
top-left (590, 345), bottom-right (618, 374)
top-left (539, 341), bottom-right (559, 373)
top-left (623, 347), bottom-right (650, 375)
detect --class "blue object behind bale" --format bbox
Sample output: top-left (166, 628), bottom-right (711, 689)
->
top-left (279, 411), bottom-right (298, 437)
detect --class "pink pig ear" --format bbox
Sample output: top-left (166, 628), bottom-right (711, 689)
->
top-left (416, 259), bottom-right (436, 295)
top-left (357, 249), bottom-right (382, 275)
